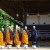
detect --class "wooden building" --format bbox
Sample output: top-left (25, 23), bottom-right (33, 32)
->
top-left (0, 0), bottom-right (50, 46)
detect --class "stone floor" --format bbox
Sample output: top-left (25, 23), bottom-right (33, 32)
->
top-left (0, 47), bottom-right (50, 50)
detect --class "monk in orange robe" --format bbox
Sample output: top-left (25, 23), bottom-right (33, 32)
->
top-left (6, 29), bottom-right (13, 49)
top-left (0, 30), bottom-right (5, 49)
top-left (22, 26), bottom-right (29, 49)
top-left (14, 27), bottom-right (21, 49)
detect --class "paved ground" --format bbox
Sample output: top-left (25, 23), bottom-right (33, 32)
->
top-left (0, 47), bottom-right (50, 50)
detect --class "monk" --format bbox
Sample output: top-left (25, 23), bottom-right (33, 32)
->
top-left (22, 26), bottom-right (29, 49)
top-left (14, 27), bottom-right (21, 49)
top-left (0, 28), bottom-right (5, 49)
top-left (6, 27), bottom-right (13, 49)
top-left (32, 26), bottom-right (38, 49)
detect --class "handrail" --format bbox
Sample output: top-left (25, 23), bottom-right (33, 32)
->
top-left (38, 30), bottom-right (50, 38)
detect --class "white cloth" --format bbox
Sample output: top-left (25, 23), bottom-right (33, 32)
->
top-left (24, 44), bottom-right (28, 49)
top-left (0, 45), bottom-right (1, 49)
top-left (7, 45), bottom-right (12, 49)
top-left (1, 46), bottom-right (5, 49)
top-left (32, 45), bottom-right (36, 49)
top-left (0, 45), bottom-right (5, 49)
top-left (16, 45), bottom-right (20, 49)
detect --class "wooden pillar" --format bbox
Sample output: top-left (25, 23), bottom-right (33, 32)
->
top-left (23, 8), bottom-right (26, 28)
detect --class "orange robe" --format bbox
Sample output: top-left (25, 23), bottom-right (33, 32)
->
top-left (0, 31), bottom-right (5, 46)
top-left (21, 30), bottom-right (29, 44)
top-left (14, 31), bottom-right (21, 45)
top-left (6, 30), bottom-right (13, 44)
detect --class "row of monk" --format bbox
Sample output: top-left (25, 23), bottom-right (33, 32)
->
top-left (0, 25), bottom-right (38, 49)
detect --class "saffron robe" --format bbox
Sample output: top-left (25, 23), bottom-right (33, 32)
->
top-left (21, 30), bottom-right (29, 44)
top-left (14, 31), bottom-right (21, 45)
top-left (6, 30), bottom-right (13, 44)
top-left (0, 31), bottom-right (5, 46)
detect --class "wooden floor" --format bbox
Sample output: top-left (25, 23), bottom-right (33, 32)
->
top-left (0, 47), bottom-right (50, 50)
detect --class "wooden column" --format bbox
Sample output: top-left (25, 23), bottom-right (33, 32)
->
top-left (23, 8), bottom-right (26, 28)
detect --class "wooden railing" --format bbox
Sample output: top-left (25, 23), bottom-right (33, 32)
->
top-left (38, 30), bottom-right (50, 39)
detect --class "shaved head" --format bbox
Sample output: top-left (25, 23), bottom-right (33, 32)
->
top-left (33, 26), bottom-right (36, 29)
top-left (25, 26), bottom-right (27, 30)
